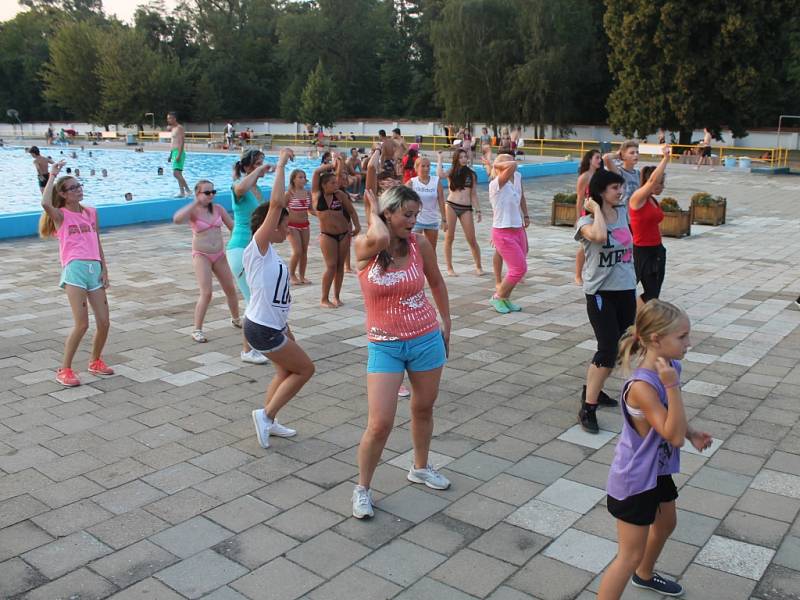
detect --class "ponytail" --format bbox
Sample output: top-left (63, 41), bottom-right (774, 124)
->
top-left (233, 149), bottom-right (264, 180)
top-left (617, 325), bottom-right (644, 374)
top-left (617, 299), bottom-right (688, 373)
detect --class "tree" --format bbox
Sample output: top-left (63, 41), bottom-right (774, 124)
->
top-left (605, 0), bottom-right (792, 142)
top-left (192, 72), bottom-right (224, 131)
top-left (42, 20), bottom-right (104, 122)
top-left (298, 60), bottom-right (343, 129)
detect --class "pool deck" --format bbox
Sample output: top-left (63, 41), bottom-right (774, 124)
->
top-left (1, 165), bottom-right (799, 599)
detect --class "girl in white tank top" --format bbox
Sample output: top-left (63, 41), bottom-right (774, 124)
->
top-left (408, 156), bottom-right (446, 252)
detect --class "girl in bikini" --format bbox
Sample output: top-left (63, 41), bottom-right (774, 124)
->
top-left (285, 169), bottom-right (312, 285)
top-left (311, 158), bottom-right (360, 308)
top-left (440, 148), bottom-right (483, 276)
top-left (173, 180), bottom-right (241, 343)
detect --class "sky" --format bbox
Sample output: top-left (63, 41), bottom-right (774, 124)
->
top-left (1, 0), bottom-right (179, 24)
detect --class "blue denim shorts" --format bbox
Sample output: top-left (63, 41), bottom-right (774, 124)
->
top-left (413, 221), bottom-right (439, 232)
top-left (367, 329), bottom-right (446, 373)
top-left (60, 260), bottom-right (103, 291)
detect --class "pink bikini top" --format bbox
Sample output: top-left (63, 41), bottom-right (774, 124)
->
top-left (191, 205), bottom-right (223, 233)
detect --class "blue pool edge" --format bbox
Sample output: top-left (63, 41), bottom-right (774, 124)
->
top-left (0, 160), bottom-right (579, 240)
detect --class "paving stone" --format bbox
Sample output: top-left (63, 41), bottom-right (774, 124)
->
top-left (23, 530), bottom-right (112, 579)
top-left (751, 469), bottom-right (800, 499)
top-left (677, 485), bottom-right (738, 519)
top-left (543, 528), bottom-right (617, 574)
top-left (358, 538), bottom-right (446, 586)
top-left (678, 564), bottom-right (756, 600)
top-left (653, 538), bottom-right (700, 577)
top-left (31, 498), bottom-right (114, 537)
top-left (231, 556), bottom-right (324, 600)
top-left (394, 577), bottom-right (478, 600)
top-left (429, 547), bottom-right (517, 597)
top-left (470, 522), bottom-right (549, 566)
top-left (93, 480), bottom-right (167, 514)
top-left (150, 516), bottom-right (233, 558)
top-left (252, 476), bottom-right (325, 510)
top-left (672, 509), bottom-right (720, 546)
top-left (377, 485), bottom-right (451, 523)
top-left (189, 445), bottom-right (253, 474)
top-left (89, 539), bottom-right (178, 588)
top-left (401, 512), bottom-right (483, 556)
top-left (444, 491), bottom-right (515, 530)
top-left (143, 487), bottom-right (221, 523)
top-left (0, 520), bottom-right (53, 562)
top-left (707, 448), bottom-right (766, 476)
top-left (537, 478), bottom-right (606, 514)
top-left (506, 455), bottom-right (571, 485)
top-left (753, 564), bottom-right (800, 600)
top-left (267, 501), bottom-right (344, 541)
top-left (773, 535), bottom-right (800, 571)
top-left (507, 555), bottom-right (594, 600)
top-left (0, 493), bottom-right (49, 528)
top-left (192, 469), bottom-right (263, 501)
top-left (155, 549), bottom-right (248, 599)
top-left (735, 488), bottom-right (800, 523)
top-left (201, 587), bottom-right (250, 600)
top-left (333, 509), bottom-right (414, 550)
top-left (23, 567), bottom-right (116, 600)
top-left (688, 465), bottom-right (753, 497)
top-left (142, 461), bottom-right (213, 494)
top-left (0, 557), bottom-right (47, 597)
top-left (506, 498), bottom-right (581, 538)
top-left (106, 577), bottom-right (187, 599)
top-left (30, 474), bottom-right (106, 508)
top-left (695, 534), bottom-right (775, 580)
top-left (206, 494), bottom-right (279, 532)
top-left (445, 451), bottom-right (513, 481)
top-left (286, 530), bottom-right (371, 578)
top-left (213, 523), bottom-right (298, 570)
top-left (308, 566), bottom-right (403, 600)
top-left (718, 509), bottom-right (790, 548)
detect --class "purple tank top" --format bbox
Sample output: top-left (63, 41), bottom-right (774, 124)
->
top-left (606, 361), bottom-right (682, 501)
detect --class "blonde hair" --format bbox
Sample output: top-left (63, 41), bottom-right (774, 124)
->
top-left (619, 139), bottom-right (639, 156)
top-left (414, 156), bottom-right (430, 173)
top-left (38, 176), bottom-right (74, 238)
top-left (490, 153), bottom-right (515, 179)
top-left (618, 299), bottom-right (688, 373)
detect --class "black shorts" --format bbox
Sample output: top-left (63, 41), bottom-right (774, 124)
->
top-left (585, 289), bottom-right (636, 368)
top-left (607, 475), bottom-right (678, 526)
top-left (37, 173), bottom-right (48, 189)
top-left (633, 244), bottom-right (666, 301)
top-left (243, 318), bottom-right (288, 353)
top-left (702, 146), bottom-right (711, 157)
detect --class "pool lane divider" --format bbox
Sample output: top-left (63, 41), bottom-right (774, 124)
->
top-left (0, 160), bottom-right (579, 240)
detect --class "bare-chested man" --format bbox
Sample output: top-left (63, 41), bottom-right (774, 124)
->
top-left (345, 148), bottom-right (363, 198)
top-left (29, 146), bottom-right (54, 191)
top-left (167, 111), bottom-right (190, 197)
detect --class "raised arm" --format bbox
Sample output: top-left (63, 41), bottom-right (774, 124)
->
top-left (602, 151), bottom-right (620, 174)
top-left (629, 146), bottom-right (671, 210)
top-left (494, 157), bottom-right (517, 188)
top-left (172, 199), bottom-right (198, 224)
top-left (252, 148), bottom-right (293, 253)
top-left (41, 160), bottom-right (66, 229)
top-left (233, 161), bottom-right (273, 199)
top-left (365, 146), bottom-right (381, 198)
top-left (311, 162), bottom-right (335, 196)
top-left (578, 199), bottom-right (608, 243)
top-left (354, 189), bottom-right (389, 263)
top-left (435, 151), bottom-right (445, 178)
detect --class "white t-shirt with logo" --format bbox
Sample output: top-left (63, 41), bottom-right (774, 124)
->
top-left (409, 175), bottom-right (441, 226)
top-left (243, 239), bottom-right (291, 329)
top-left (489, 172), bottom-right (523, 228)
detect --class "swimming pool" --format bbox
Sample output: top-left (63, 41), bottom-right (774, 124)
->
top-left (0, 146), bottom-right (322, 214)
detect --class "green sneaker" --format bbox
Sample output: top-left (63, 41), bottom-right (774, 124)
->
top-left (490, 297), bottom-right (511, 314)
top-left (504, 299), bottom-right (521, 312)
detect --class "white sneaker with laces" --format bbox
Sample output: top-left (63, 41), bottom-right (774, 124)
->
top-left (268, 421), bottom-right (297, 438)
top-left (352, 485), bottom-right (374, 519)
top-left (407, 464), bottom-right (451, 490)
top-left (241, 349), bottom-right (268, 364)
top-left (251, 409), bottom-right (271, 449)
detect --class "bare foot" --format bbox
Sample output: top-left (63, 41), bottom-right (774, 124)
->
top-left (290, 276), bottom-right (301, 285)
top-left (475, 268), bottom-right (485, 276)
top-left (447, 268), bottom-right (459, 277)
top-left (344, 267), bottom-right (353, 274)
top-left (320, 300), bottom-right (336, 309)
top-left (301, 278), bottom-right (312, 285)
top-left (333, 298), bottom-right (344, 307)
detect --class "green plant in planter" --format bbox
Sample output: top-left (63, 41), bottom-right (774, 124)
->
top-left (660, 197), bottom-right (682, 212)
top-left (553, 192), bottom-right (577, 205)
top-left (691, 192), bottom-right (724, 206)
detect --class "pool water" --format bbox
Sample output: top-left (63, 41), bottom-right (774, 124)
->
top-left (1, 146), bottom-right (325, 214)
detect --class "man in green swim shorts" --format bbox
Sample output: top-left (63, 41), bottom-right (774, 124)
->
top-left (167, 111), bottom-right (190, 197)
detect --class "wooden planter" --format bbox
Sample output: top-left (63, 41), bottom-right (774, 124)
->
top-left (691, 198), bottom-right (726, 225)
top-left (660, 210), bottom-right (691, 238)
top-left (551, 201), bottom-right (576, 226)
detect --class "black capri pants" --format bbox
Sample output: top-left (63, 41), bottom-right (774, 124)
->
top-left (585, 289), bottom-right (636, 368)
top-left (634, 244), bottom-right (666, 302)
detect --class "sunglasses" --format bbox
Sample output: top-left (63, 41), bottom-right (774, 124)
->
top-left (200, 190), bottom-right (217, 196)
top-left (63, 183), bottom-right (83, 192)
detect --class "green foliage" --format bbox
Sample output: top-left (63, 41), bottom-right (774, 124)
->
top-left (553, 192), bottom-right (577, 205)
top-left (660, 197), bottom-right (682, 212)
top-left (691, 192), bottom-right (725, 206)
top-left (298, 60), bottom-right (343, 129)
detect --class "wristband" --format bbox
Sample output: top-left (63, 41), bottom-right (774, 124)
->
top-left (665, 382), bottom-right (679, 389)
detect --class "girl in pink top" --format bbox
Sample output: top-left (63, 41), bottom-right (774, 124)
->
top-left (39, 160), bottom-right (113, 388)
top-left (173, 180), bottom-right (241, 343)
top-left (350, 165), bottom-right (452, 519)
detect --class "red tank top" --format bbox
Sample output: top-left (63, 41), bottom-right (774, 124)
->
top-left (358, 234), bottom-right (439, 341)
top-left (629, 196), bottom-right (663, 246)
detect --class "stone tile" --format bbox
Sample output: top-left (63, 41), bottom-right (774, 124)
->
top-left (470, 522), bottom-right (549, 566)
top-left (213, 524), bottom-right (299, 570)
top-left (206, 494), bottom-right (279, 532)
top-left (107, 577), bottom-right (186, 599)
top-left (0, 493), bottom-right (49, 528)
top-left (654, 538), bottom-right (700, 577)
top-left (286, 530), bottom-right (371, 578)
top-left (735, 488), bottom-right (800, 523)
top-left (401, 512), bottom-right (483, 556)
top-left (695, 534), bottom-right (775, 580)
top-left (377, 485), bottom-right (451, 523)
top-left (753, 564), bottom-right (800, 600)
top-left (267, 501), bottom-right (344, 541)
top-left (252, 476), bottom-right (325, 510)
top-left (23, 567), bottom-right (116, 600)
top-left (387, 448), bottom-right (455, 470)
top-left (430, 547), bottom-right (517, 597)
top-left (476, 473), bottom-right (544, 506)
top-left (93, 480), bottom-right (167, 514)
top-left (230, 557), bottom-right (324, 600)
top-left (506, 455), bottom-right (571, 485)
top-left (333, 509), bottom-right (414, 550)
top-left (718, 510), bottom-right (790, 548)
top-left (773, 535), bottom-right (800, 571)
top-left (88, 508), bottom-right (169, 549)
top-left (189, 446), bottom-right (253, 474)
top-left (507, 555), bottom-right (594, 600)
top-left (677, 485), bottom-right (737, 518)
top-left (443, 491), bottom-right (515, 530)
top-left (683, 379), bottom-right (728, 397)
top-left (506, 498), bottom-right (582, 538)
top-left (394, 577), bottom-right (477, 600)
top-left (358, 538), bottom-right (446, 586)
top-left (31, 498), bottom-right (114, 537)
top-left (707, 448), bottom-right (765, 476)
top-left (192, 469), bottom-right (263, 501)
top-left (0, 520), bottom-right (53, 562)
top-left (143, 487), bottom-right (221, 524)
top-left (0, 557), bottom-right (47, 597)
top-left (155, 549), bottom-right (248, 599)
top-left (150, 516), bottom-right (233, 558)
top-left (308, 566), bottom-right (403, 600)
top-left (557, 424), bottom-right (616, 449)
top-left (445, 451), bottom-right (513, 481)
top-left (682, 435), bottom-right (723, 457)
top-left (751, 469), bottom-right (800, 499)
top-left (543, 528), bottom-right (617, 574)
top-left (23, 530), bottom-right (111, 579)
top-left (30, 475), bottom-right (105, 508)
top-left (537, 478), bottom-right (606, 514)
top-left (678, 564), bottom-right (755, 599)
top-left (142, 462), bottom-right (213, 494)
top-left (672, 509), bottom-right (720, 546)
top-left (202, 587), bottom-right (250, 600)
top-left (688, 466), bottom-right (753, 497)
top-left (89, 539), bottom-right (178, 588)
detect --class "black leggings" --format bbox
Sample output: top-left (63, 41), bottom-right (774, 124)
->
top-left (634, 244), bottom-right (666, 302)
top-left (585, 290), bottom-right (636, 368)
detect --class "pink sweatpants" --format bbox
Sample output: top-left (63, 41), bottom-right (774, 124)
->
top-left (492, 227), bottom-right (528, 284)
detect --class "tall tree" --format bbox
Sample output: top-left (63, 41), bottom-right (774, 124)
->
top-left (298, 60), bottom-right (343, 129)
top-left (605, 0), bottom-right (792, 142)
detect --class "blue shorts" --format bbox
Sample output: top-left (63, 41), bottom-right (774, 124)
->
top-left (243, 318), bottom-right (288, 353)
top-left (367, 329), bottom-right (446, 374)
top-left (413, 221), bottom-right (439, 232)
top-left (60, 260), bottom-right (103, 291)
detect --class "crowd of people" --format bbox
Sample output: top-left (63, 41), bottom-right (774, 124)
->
top-left (37, 120), bottom-right (727, 599)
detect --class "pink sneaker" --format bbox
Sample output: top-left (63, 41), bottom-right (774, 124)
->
top-left (56, 368), bottom-right (80, 387)
top-left (398, 384), bottom-right (411, 398)
top-left (88, 358), bottom-right (114, 376)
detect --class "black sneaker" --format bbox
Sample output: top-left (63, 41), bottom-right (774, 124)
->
top-left (631, 572), bottom-right (684, 597)
top-left (578, 404), bottom-right (599, 434)
top-left (796, 295), bottom-right (800, 308)
top-left (581, 385), bottom-right (618, 408)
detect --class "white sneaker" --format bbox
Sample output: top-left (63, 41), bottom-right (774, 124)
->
top-left (268, 421), bottom-right (297, 438)
top-left (407, 464), bottom-right (451, 490)
top-left (352, 485), bottom-right (374, 519)
top-left (251, 409), bottom-right (270, 448)
top-left (241, 349), bottom-right (268, 364)
top-left (191, 329), bottom-right (207, 343)
top-left (398, 384), bottom-right (411, 397)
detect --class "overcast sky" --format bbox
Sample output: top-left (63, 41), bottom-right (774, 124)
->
top-left (1, 0), bottom-right (179, 24)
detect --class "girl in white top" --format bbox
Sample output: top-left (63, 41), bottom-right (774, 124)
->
top-left (243, 148), bottom-right (315, 451)
top-left (408, 156), bottom-right (446, 252)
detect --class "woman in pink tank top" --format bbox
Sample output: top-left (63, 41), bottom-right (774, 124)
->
top-left (173, 180), bottom-right (241, 344)
top-left (38, 160), bottom-right (114, 388)
top-left (349, 172), bottom-right (452, 519)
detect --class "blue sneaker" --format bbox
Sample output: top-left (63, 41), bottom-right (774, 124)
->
top-left (631, 572), bottom-right (684, 597)
top-left (503, 299), bottom-right (522, 312)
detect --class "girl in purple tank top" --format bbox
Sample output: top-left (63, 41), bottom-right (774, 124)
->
top-left (598, 300), bottom-right (712, 600)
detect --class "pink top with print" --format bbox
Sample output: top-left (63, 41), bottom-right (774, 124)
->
top-left (56, 206), bottom-right (101, 267)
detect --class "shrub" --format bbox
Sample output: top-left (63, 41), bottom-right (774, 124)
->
top-left (660, 197), bottom-right (682, 212)
top-left (553, 192), bottom-right (577, 205)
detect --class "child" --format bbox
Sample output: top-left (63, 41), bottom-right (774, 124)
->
top-left (173, 181), bottom-right (241, 343)
top-left (285, 169), bottom-right (312, 285)
top-left (39, 160), bottom-right (114, 387)
top-left (30, 146), bottom-right (54, 191)
top-left (603, 140), bottom-right (640, 206)
top-left (244, 148), bottom-right (315, 449)
top-left (598, 300), bottom-right (712, 599)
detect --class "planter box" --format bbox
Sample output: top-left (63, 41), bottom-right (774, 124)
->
top-left (691, 198), bottom-right (726, 226)
top-left (551, 201), bottom-right (576, 226)
top-left (660, 210), bottom-right (691, 238)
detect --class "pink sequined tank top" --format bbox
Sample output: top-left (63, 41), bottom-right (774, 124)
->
top-left (358, 233), bottom-right (439, 341)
